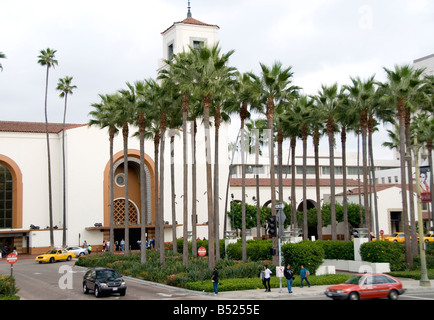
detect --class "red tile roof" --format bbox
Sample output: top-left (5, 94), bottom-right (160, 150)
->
top-left (0, 121), bottom-right (86, 134)
top-left (161, 17), bottom-right (219, 35)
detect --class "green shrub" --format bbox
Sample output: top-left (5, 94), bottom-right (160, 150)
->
top-left (282, 241), bottom-right (325, 275)
top-left (316, 240), bottom-right (354, 260)
top-left (0, 275), bottom-right (18, 297)
top-left (360, 241), bottom-right (405, 271)
top-left (226, 239), bottom-right (272, 261)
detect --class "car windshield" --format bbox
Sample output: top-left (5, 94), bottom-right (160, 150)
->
top-left (344, 275), bottom-right (362, 285)
top-left (96, 270), bottom-right (120, 280)
top-left (46, 250), bottom-right (58, 254)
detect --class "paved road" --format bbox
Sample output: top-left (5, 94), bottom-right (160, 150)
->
top-left (0, 257), bottom-right (207, 300)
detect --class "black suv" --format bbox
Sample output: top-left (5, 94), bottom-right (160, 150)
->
top-left (83, 267), bottom-right (127, 297)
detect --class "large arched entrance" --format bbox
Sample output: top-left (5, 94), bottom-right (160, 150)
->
top-left (103, 150), bottom-right (155, 250)
top-left (0, 155), bottom-right (24, 253)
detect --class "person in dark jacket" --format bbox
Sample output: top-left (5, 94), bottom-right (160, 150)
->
top-left (284, 263), bottom-right (294, 293)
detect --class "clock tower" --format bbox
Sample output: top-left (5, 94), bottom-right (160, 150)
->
top-left (157, 2), bottom-right (219, 71)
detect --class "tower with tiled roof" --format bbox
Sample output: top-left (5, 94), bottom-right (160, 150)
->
top-left (157, 2), bottom-right (219, 71)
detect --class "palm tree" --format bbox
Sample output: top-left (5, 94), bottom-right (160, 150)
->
top-left (335, 90), bottom-right (357, 240)
top-left (0, 52), bottom-right (6, 71)
top-left (117, 83), bottom-right (141, 256)
top-left (245, 118), bottom-right (267, 239)
top-left (37, 48), bottom-right (58, 248)
top-left (211, 67), bottom-right (237, 261)
top-left (191, 44), bottom-right (234, 269)
top-left (159, 50), bottom-right (197, 264)
top-left (56, 76), bottom-right (77, 247)
top-left (132, 80), bottom-right (151, 264)
top-left (309, 97), bottom-right (326, 239)
top-left (284, 95), bottom-right (312, 239)
top-left (314, 83), bottom-right (340, 240)
top-left (233, 72), bottom-right (262, 260)
top-left (345, 76), bottom-right (377, 237)
top-left (254, 62), bottom-right (297, 264)
top-left (89, 93), bottom-right (120, 253)
top-left (382, 64), bottom-right (425, 264)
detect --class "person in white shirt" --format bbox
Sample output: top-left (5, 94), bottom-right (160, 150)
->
top-left (263, 265), bottom-right (272, 292)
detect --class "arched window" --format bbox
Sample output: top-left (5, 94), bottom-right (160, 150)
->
top-left (0, 164), bottom-right (13, 228)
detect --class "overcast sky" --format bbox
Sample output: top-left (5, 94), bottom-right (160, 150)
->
top-left (1, 0), bottom-right (433, 159)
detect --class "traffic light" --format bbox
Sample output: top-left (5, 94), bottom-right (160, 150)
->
top-left (267, 215), bottom-right (277, 237)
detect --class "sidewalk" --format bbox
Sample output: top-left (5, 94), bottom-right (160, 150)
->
top-left (209, 277), bottom-right (434, 300)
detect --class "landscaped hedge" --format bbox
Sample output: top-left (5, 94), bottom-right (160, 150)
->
top-left (360, 240), bottom-right (405, 271)
top-left (186, 274), bottom-right (351, 292)
top-left (226, 239), bottom-right (272, 261)
top-left (282, 241), bottom-right (325, 275)
top-left (316, 240), bottom-right (354, 260)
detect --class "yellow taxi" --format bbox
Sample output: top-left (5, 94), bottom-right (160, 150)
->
top-left (35, 248), bottom-right (76, 263)
top-left (424, 233), bottom-right (434, 243)
top-left (385, 232), bottom-right (406, 243)
top-left (386, 232), bottom-right (420, 243)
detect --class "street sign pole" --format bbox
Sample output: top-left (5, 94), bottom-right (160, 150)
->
top-left (275, 203), bottom-right (286, 293)
top-left (198, 247), bottom-right (207, 285)
top-left (6, 253), bottom-right (18, 295)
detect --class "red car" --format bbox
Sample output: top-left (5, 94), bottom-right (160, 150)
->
top-left (325, 273), bottom-right (405, 300)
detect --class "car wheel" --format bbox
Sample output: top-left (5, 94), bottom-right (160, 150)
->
top-left (94, 286), bottom-right (101, 298)
top-left (67, 255), bottom-right (72, 261)
top-left (83, 283), bottom-right (89, 294)
top-left (50, 257), bottom-right (55, 263)
top-left (120, 290), bottom-right (126, 296)
top-left (388, 290), bottom-right (399, 300)
top-left (348, 292), bottom-right (360, 300)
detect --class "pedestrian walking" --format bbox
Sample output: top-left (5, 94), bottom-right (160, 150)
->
top-left (300, 264), bottom-right (311, 288)
top-left (211, 267), bottom-right (219, 295)
top-left (284, 263), bottom-right (294, 293)
top-left (263, 265), bottom-right (272, 292)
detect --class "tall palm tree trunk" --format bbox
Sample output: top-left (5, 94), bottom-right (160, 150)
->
top-left (122, 122), bottom-right (130, 256)
top-left (62, 93), bottom-right (68, 247)
top-left (313, 130), bottom-right (322, 239)
top-left (266, 97), bottom-right (278, 265)
top-left (398, 98), bottom-right (412, 264)
top-left (170, 134), bottom-right (177, 254)
top-left (341, 128), bottom-right (349, 241)
top-left (302, 126), bottom-right (308, 240)
top-left (327, 115), bottom-right (337, 240)
top-left (214, 107), bottom-right (221, 261)
top-left (203, 94), bottom-right (215, 269)
top-left (182, 94), bottom-right (189, 264)
top-left (191, 120), bottom-right (198, 257)
top-left (109, 130), bottom-right (115, 253)
top-left (139, 113), bottom-right (147, 263)
top-left (159, 112), bottom-right (167, 266)
top-left (405, 110), bottom-right (418, 256)
top-left (44, 65), bottom-right (54, 248)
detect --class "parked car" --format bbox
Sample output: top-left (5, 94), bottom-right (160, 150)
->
top-left (66, 246), bottom-right (88, 257)
top-left (325, 273), bottom-right (405, 300)
top-left (83, 267), bottom-right (127, 297)
top-left (35, 249), bottom-right (76, 263)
